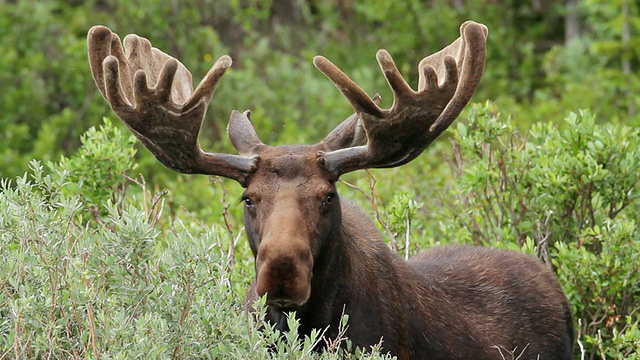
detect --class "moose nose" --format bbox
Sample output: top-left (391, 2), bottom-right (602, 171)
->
top-left (255, 248), bottom-right (313, 307)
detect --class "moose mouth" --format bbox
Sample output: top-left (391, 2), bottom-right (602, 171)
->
top-left (259, 274), bottom-right (311, 310)
top-left (267, 297), bottom-right (307, 310)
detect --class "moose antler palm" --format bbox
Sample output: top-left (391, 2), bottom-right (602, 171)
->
top-left (87, 26), bottom-right (258, 185)
top-left (315, 21), bottom-right (487, 175)
top-left (87, 21), bottom-right (487, 181)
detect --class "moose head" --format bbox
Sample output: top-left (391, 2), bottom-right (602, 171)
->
top-left (87, 22), bottom-right (575, 359)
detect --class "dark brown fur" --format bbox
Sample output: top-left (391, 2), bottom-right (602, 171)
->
top-left (242, 145), bottom-right (575, 360)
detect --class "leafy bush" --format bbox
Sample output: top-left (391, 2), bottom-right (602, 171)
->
top-left (555, 222), bottom-right (640, 359)
top-left (0, 1), bottom-right (114, 178)
top-left (439, 102), bottom-right (640, 358)
top-left (3, 99), bottom-right (640, 358)
top-left (52, 118), bottom-right (137, 216)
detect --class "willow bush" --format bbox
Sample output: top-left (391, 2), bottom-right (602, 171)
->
top-left (438, 103), bottom-right (640, 359)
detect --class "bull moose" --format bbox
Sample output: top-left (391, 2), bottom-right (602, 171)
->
top-left (87, 21), bottom-right (575, 359)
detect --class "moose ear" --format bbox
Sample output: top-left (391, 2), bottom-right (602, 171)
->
top-left (228, 110), bottom-right (264, 155)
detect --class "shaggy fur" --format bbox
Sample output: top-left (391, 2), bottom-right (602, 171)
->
top-left (245, 200), bottom-right (575, 359)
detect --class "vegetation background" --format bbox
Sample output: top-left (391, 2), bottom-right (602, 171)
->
top-left (1, 0), bottom-right (639, 358)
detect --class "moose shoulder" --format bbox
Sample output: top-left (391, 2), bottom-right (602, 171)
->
top-left (87, 21), bottom-right (575, 359)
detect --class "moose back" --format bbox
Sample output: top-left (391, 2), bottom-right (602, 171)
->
top-left (87, 21), bottom-right (575, 359)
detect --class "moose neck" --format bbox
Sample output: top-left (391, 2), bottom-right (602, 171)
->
top-left (292, 200), bottom-right (414, 348)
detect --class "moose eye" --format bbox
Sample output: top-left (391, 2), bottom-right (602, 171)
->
top-left (322, 193), bottom-right (335, 206)
top-left (243, 197), bottom-right (254, 208)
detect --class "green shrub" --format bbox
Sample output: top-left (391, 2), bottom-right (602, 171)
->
top-left (555, 221), bottom-right (640, 358)
top-left (439, 102), bottom-right (640, 358)
top-left (51, 118), bottom-right (137, 216)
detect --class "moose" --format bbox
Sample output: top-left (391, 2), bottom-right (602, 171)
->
top-left (87, 21), bottom-right (575, 359)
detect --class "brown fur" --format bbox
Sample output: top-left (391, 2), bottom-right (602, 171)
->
top-left (242, 146), bottom-right (575, 360)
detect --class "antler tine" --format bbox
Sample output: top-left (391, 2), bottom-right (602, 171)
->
top-left (424, 21), bottom-right (488, 136)
top-left (313, 56), bottom-right (383, 118)
top-left (317, 21), bottom-right (488, 177)
top-left (87, 25), bottom-right (259, 186)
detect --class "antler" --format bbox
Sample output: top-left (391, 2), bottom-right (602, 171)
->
top-left (87, 26), bottom-right (258, 185)
top-left (316, 21), bottom-right (488, 176)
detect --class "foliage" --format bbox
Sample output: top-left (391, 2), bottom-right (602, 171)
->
top-left (3, 95), bottom-right (640, 359)
top-left (443, 104), bottom-right (640, 247)
top-left (440, 102), bottom-right (640, 359)
top-left (4, 0), bottom-right (640, 180)
top-left (555, 223), bottom-right (640, 359)
top-left (51, 118), bottom-right (137, 218)
top-left (0, 1), bottom-right (107, 177)
top-left (520, 0), bottom-right (640, 128)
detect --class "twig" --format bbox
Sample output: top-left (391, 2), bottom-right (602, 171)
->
top-left (212, 177), bottom-right (237, 270)
top-left (323, 305), bottom-right (350, 352)
top-left (172, 272), bottom-right (194, 360)
top-left (124, 174), bottom-right (168, 226)
top-left (577, 319), bottom-right (585, 360)
top-left (596, 329), bottom-right (606, 360)
top-left (339, 172), bottom-right (398, 252)
top-left (536, 211), bottom-right (553, 267)
top-left (84, 282), bottom-right (99, 358)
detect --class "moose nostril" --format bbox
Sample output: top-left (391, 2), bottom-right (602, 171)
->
top-left (271, 256), bottom-right (298, 279)
top-left (257, 250), bottom-right (267, 264)
top-left (298, 248), bottom-right (312, 263)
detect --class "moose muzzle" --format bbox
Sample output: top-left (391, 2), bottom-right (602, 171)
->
top-left (254, 201), bottom-right (314, 309)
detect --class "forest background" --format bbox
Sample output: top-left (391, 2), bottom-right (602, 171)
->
top-left (1, 0), bottom-right (639, 359)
